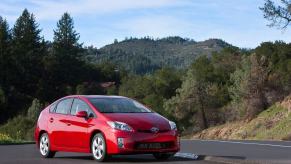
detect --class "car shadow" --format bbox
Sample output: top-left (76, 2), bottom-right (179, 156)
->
top-left (55, 154), bottom-right (203, 162)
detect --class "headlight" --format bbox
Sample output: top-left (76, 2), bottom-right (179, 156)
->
top-left (107, 121), bottom-right (133, 132)
top-left (169, 121), bottom-right (177, 130)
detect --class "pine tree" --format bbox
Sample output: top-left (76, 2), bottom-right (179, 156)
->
top-left (10, 9), bottom-right (44, 95)
top-left (53, 12), bottom-right (84, 85)
top-left (0, 16), bottom-right (11, 90)
top-left (53, 12), bottom-right (81, 57)
top-left (39, 12), bottom-right (84, 101)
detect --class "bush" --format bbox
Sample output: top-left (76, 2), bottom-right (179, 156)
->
top-left (0, 133), bottom-right (15, 144)
top-left (0, 116), bottom-right (34, 140)
top-left (0, 98), bottom-right (43, 141)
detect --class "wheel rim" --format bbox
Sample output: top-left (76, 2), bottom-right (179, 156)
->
top-left (40, 135), bottom-right (49, 156)
top-left (92, 136), bottom-right (105, 160)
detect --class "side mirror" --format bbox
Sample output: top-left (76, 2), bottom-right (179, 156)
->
top-left (76, 111), bottom-right (88, 118)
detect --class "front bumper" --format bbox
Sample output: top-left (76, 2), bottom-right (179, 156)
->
top-left (105, 129), bottom-right (180, 154)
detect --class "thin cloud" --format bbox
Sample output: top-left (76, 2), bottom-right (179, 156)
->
top-left (1, 0), bottom-right (190, 20)
top-left (115, 15), bottom-right (195, 37)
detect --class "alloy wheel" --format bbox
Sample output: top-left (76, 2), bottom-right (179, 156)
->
top-left (40, 134), bottom-right (49, 156)
top-left (91, 133), bottom-right (107, 161)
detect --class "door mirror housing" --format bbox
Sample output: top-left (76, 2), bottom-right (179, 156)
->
top-left (76, 111), bottom-right (88, 118)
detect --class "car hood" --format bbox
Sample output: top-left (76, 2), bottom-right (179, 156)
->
top-left (104, 112), bottom-right (171, 131)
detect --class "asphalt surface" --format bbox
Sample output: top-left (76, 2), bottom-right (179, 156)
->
top-left (0, 140), bottom-right (291, 164)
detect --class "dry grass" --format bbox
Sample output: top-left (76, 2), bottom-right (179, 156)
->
top-left (191, 96), bottom-right (291, 141)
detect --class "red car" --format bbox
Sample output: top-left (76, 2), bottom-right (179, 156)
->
top-left (35, 95), bottom-right (180, 162)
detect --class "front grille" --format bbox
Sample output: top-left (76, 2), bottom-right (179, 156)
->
top-left (135, 142), bottom-right (174, 150)
top-left (137, 129), bottom-right (170, 133)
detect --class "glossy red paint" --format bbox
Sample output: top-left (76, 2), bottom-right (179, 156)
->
top-left (35, 95), bottom-right (180, 156)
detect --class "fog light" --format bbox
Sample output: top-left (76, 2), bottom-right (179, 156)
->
top-left (117, 138), bottom-right (124, 148)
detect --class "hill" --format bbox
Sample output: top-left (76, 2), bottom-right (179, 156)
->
top-left (84, 37), bottom-right (233, 74)
top-left (190, 95), bottom-right (291, 141)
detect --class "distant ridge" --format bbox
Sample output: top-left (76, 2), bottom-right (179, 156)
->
top-left (85, 36), bottom-right (234, 74)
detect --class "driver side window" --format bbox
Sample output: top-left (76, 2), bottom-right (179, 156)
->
top-left (71, 99), bottom-right (95, 117)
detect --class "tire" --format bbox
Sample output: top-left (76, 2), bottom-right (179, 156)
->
top-left (39, 133), bottom-right (56, 158)
top-left (91, 133), bottom-right (108, 162)
top-left (153, 152), bottom-right (175, 160)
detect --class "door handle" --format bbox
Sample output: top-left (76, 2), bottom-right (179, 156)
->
top-left (49, 118), bottom-right (54, 123)
top-left (66, 123), bottom-right (71, 126)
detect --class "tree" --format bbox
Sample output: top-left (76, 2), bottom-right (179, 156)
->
top-left (164, 56), bottom-right (214, 130)
top-left (27, 98), bottom-right (43, 122)
top-left (53, 12), bottom-right (81, 55)
top-left (38, 13), bottom-right (84, 100)
top-left (10, 9), bottom-right (44, 96)
top-left (0, 16), bottom-right (11, 90)
top-left (260, 0), bottom-right (291, 29)
top-left (0, 86), bottom-right (5, 110)
top-left (229, 54), bottom-right (269, 119)
top-left (52, 12), bottom-right (84, 86)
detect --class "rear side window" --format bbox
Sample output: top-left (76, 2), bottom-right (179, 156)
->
top-left (55, 98), bottom-right (73, 114)
top-left (49, 103), bottom-right (56, 113)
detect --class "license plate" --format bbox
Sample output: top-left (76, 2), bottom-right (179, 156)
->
top-left (136, 142), bottom-right (173, 149)
top-left (137, 143), bottom-right (162, 149)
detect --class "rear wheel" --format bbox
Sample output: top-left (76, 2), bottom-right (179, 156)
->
top-left (91, 133), bottom-right (108, 162)
top-left (153, 152), bottom-right (175, 160)
top-left (39, 133), bottom-right (55, 158)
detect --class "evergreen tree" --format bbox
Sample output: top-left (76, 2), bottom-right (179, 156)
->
top-left (53, 12), bottom-right (84, 86)
top-left (53, 12), bottom-right (81, 57)
top-left (10, 9), bottom-right (44, 96)
top-left (0, 16), bottom-right (11, 90)
top-left (39, 12), bottom-right (84, 101)
top-left (260, 0), bottom-right (291, 29)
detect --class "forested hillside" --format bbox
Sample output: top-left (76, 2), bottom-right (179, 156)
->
top-left (0, 8), bottom-right (291, 141)
top-left (85, 37), bottom-right (232, 74)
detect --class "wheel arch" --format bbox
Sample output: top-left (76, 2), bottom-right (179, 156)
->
top-left (37, 130), bottom-right (47, 146)
top-left (89, 129), bottom-right (106, 153)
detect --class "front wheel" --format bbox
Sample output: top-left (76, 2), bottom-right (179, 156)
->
top-left (39, 133), bottom-right (56, 158)
top-left (153, 152), bottom-right (175, 160)
top-left (91, 133), bottom-right (108, 162)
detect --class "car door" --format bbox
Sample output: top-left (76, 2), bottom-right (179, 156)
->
top-left (48, 98), bottom-right (73, 148)
top-left (66, 98), bottom-right (96, 149)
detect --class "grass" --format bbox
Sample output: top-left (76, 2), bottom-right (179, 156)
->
top-left (0, 133), bottom-right (17, 144)
top-left (0, 133), bottom-right (35, 145)
top-left (192, 103), bottom-right (291, 141)
top-left (243, 105), bottom-right (291, 140)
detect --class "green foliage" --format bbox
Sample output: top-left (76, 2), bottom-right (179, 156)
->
top-left (0, 98), bottom-right (43, 140)
top-left (255, 41), bottom-right (291, 91)
top-left (76, 82), bottom-right (106, 95)
top-left (27, 99), bottom-right (43, 122)
top-left (0, 87), bottom-right (5, 106)
top-left (0, 16), bottom-right (11, 89)
top-left (260, 0), bottom-right (291, 29)
top-left (0, 115), bottom-right (34, 140)
top-left (90, 37), bottom-right (232, 74)
top-left (10, 9), bottom-right (44, 96)
top-left (0, 133), bottom-right (15, 144)
top-left (164, 49), bottom-right (242, 131)
top-left (0, 8), bottom-right (291, 140)
top-left (119, 68), bottom-right (182, 117)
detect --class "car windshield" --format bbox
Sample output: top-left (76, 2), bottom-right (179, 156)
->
top-left (88, 98), bottom-right (152, 113)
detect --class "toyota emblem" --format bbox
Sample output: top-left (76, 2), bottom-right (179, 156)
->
top-left (150, 127), bottom-right (159, 133)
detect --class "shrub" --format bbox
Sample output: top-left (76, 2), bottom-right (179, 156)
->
top-left (0, 133), bottom-right (14, 144)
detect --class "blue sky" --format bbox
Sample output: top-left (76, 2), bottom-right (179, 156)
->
top-left (0, 0), bottom-right (290, 48)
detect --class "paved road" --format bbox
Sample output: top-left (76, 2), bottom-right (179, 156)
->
top-left (0, 140), bottom-right (291, 164)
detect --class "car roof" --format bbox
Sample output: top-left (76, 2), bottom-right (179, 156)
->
top-left (64, 95), bottom-right (127, 99)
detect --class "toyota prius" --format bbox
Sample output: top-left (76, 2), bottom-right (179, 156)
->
top-left (35, 95), bottom-right (180, 162)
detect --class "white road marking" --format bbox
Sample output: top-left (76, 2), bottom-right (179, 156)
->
top-left (174, 152), bottom-right (199, 159)
top-left (186, 139), bottom-right (291, 148)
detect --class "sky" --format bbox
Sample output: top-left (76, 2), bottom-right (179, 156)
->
top-left (0, 0), bottom-right (290, 48)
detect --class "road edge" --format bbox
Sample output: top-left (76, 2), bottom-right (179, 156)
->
top-left (0, 141), bottom-right (35, 145)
